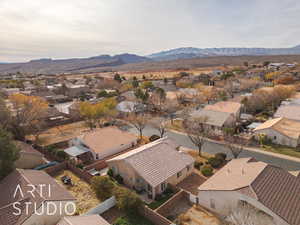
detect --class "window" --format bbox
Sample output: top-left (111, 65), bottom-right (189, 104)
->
top-left (147, 184), bottom-right (152, 192)
top-left (161, 182), bottom-right (166, 191)
top-left (177, 171), bottom-right (182, 178)
top-left (210, 199), bottom-right (216, 209)
top-left (273, 136), bottom-right (277, 140)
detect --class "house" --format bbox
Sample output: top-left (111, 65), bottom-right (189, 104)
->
top-left (0, 169), bottom-right (76, 225)
top-left (253, 117), bottom-right (300, 147)
top-left (204, 101), bottom-right (242, 119)
top-left (14, 141), bottom-right (45, 169)
top-left (274, 105), bottom-right (300, 122)
top-left (57, 215), bottom-right (110, 225)
top-left (116, 101), bottom-right (145, 113)
top-left (197, 158), bottom-right (300, 225)
top-left (65, 84), bottom-right (89, 98)
top-left (191, 109), bottom-right (236, 134)
top-left (69, 127), bottom-right (138, 161)
top-left (106, 137), bottom-right (195, 200)
top-left (1, 88), bottom-right (21, 96)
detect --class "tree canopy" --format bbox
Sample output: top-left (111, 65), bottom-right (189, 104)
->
top-left (0, 128), bottom-right (20, 180)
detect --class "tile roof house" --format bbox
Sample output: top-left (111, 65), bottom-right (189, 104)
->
top-left (106, 137), bottom-right (195, 200)
top-left (69, 126), bottom-right (138, 161)
top-left (14, 141), bottom-right (45, 169)
top-left (0, 169), bottom-right (76, 225)
top-left (191, 109), bottom-right (236, 134)
top-left (274, 105), bottom-right (300, 122)
top-left (197, 158), bottom-right (300, 225)
top-left (253, 117), bottom-right (300, 147)
top-left (57, 215), bottom-right (110, 225)
top-left (204, 101), bottom-right (242, 119)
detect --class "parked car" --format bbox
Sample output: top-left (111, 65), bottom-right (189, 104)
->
top-left (61, 175), bottom-right (73, 185)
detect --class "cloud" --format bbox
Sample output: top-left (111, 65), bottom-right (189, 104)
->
top-left (1, 0), bottom-right (300, 62)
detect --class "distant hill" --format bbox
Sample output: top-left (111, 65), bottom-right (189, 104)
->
top-left (148, 45), bottom-right (300, 61)
top-left (2, 45), bottom-right (300, 75)
top-left (0, 53), bottom-right (151, 75)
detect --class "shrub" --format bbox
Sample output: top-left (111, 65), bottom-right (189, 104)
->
top-left (149, 134), bottom-right (160, 142)
top-left (113, 186), bottom-right (142, 212)
top-left (113, 217), bottom-right (130, 225)
top-left (194, 161), bottom-right (203, 170)
top-left (163, 187), bottom-right (174, 195)
top-left (56, 150), bottom-right (69, 160)
top-left (215, 153), bottom-right (227, 161)
top-left (76, 164), bottom-right (84, 169)
top-left (208, 157), bottom-right (223, 168)
top-left (201, 165), bottom-right (213, 177)
top-left (98, 90), bottom-right (108, 98)
top-left (107, 168), bottom-right (114, 177)
top-left (115, 174), bottom-right (124, 184)
top-left (91, 176), bottom-right (115, 201)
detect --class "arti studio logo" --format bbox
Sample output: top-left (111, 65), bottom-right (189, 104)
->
top-left (12, 184), bottom-right (76, 216)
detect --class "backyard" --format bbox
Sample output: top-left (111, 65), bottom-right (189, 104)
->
top-left (26, 121), bottom-right (89, 147)
top-left (54, 170), bottom-right (101, 214)
top-left (147, 189), bottom-right (175, 210)
top-left (101, 206), bottom-right (154, 225)
top-left (176, 204), bottom-right (222, 225)
top-left (160, 195), bottom-right (222, 225)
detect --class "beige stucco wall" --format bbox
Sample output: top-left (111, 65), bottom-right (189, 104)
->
top-left (107, 161), bottom-right (194, 199)
top-left (23, 200), bottom-right (76, 225)
top-left (15, 153), bottom-right (45, 169)
top-left (107, 160), bottom-right (138, 188)
top-left (197, 190), bottom-right (289, 225)
top-left (254, 128), bottom-right (299, 147)
top-left (165, 163), bottom-right (194, 187)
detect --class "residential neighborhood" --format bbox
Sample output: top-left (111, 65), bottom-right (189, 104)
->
top-left (1, 58), bottom-right (300, 225)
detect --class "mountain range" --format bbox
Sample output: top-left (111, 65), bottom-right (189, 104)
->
top-left (1, 45), bottom-right (300, 74)
top-left (148, 45), bottom-right (300, 61)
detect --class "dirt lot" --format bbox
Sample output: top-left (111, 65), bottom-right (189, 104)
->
top-left (54, 170), bottom-right (101, 214)
top-left (26, 121), bottom-right (89, 147)
top-left (178, 205), bottom-right (222, 225)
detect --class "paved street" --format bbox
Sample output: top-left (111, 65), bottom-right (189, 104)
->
top-left (123, 125), bottom-right (300, 171)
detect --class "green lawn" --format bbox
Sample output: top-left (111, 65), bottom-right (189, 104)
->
top-left (113, 213), bottom-right (154, 225)
top-left (147, 192), bottom-right (174, 210)
top-left (262, 144), bottom-right (300, 159)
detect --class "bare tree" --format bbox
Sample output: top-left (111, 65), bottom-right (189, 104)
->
top-left (224, 135), bottom-right (246, 159)
top-left (183, 116), bottom-right (210, 156)
top-left (161, 100), bottom-right (180, 125)
top-left (227, 205), bottom-right (274, 225)
top-left (150, 117), bottom-right (167, 138)
top-left (125, 113), bottom-right (149, 140)
top-left (0, 97), bottom-right (11, 130)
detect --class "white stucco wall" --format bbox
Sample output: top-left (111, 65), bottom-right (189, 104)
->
top-left (254, 128), bottom-right (299, 147)
top-left (197, 190), bottom-right (289, 225)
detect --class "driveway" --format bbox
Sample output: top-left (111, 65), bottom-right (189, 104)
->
top-left (123, 125), bottom-right (300, 171)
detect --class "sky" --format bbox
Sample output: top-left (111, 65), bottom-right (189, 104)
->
top-left (1, 0), bottom-right (300, 62)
